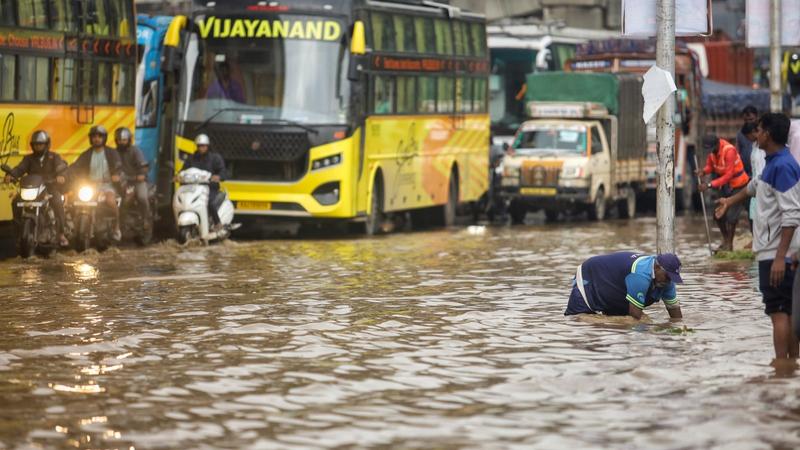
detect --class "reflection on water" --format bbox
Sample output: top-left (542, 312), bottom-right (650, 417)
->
top-left (0, 216), bottom-right (798, 449)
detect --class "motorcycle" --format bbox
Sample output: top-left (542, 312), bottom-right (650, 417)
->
top-left (120, 182), bottom-right (156, 246)
top-left (173, 168), bottom-right (236, 244)
top-left (1, 165), bottom-right (61, 257)
top-left (70, 181), bottom-right (120, 252)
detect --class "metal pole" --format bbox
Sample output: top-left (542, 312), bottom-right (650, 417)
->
top-left (770, 0), bottom-right (783, 112)
top-left (693, 154), bottom-right (715, 255)
top-left (656, 0), bottom-right (676, 254)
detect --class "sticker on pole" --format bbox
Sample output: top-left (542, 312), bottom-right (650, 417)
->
top-left (642, 65), bottom-right (677, 124)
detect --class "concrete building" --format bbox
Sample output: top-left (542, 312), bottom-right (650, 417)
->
top-left (451, 0), bottom-right (621, 30)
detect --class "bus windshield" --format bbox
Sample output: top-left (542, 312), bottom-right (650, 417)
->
top-left (181, 15), bottom-right (350, 126)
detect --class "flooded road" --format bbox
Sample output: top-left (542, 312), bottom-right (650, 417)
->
top-left (1, 216), bottom-right (798, 449)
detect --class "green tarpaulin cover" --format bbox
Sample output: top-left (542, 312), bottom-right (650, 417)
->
top-left (526, 72), bottom-right (620, 115)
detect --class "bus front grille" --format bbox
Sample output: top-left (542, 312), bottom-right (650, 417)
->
top-left (201, 129), bottom-right (310, 182)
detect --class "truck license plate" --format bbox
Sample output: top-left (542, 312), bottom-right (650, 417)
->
top-left (520, 187), bottom-right (557, 196)
top-left (237, 201), bottom-right (272, 211)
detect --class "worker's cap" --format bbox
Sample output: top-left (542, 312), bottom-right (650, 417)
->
top-left (656, 253), bottom-right (683, 284)
top-left (702, 134), bottom-right (719, 151)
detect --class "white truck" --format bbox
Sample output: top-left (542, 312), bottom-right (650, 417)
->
top-left (500, 72), bottom-right (647, 222)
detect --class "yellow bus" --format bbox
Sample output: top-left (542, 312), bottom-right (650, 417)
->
top-left (0, 0), bottom-right (137, 221)
top-left (167, 0), bottom-right (489, 234)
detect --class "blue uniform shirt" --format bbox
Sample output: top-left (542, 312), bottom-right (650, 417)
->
top-left (567, 252), bottom-right (678, 316)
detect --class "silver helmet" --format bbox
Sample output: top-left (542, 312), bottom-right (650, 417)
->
top-left (195, 134), bottom-right (211, 146)
top-left (30, 130), bottom-right (50, 154)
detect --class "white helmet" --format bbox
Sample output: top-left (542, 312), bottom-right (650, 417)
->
top-left (195, 134), bottom-right (211, 146)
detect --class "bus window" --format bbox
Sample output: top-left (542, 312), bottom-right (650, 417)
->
top-left (373, 76), bottom-right (395, 114)
top-left (394, 15), bottom-right (415, 53)
top-left (52, 0), bottom-right (75, 31)
top-left (51, 58), bottom-right (76, 102)
top-left (419, 76), bottom-right (436, 113)
top-left (113, 63), bottom-right (134, 104)
top-left (0, 0), bottom-right (15, 26)
top-left (434, 20), bottom-right (452, 55)
top-left (437, 77), bottom-right (454, 113)
top-left (17, 0), bottom-right (47, 28)
top-left (397, 76), bottom-right (416, 113)
top-left (453, 22), bottom-right (469, 56)
top-left (0, 55), bottom-right (15, 100)
top-left (473, 78), bottom-right (487, 112)
top-left (414, 17), bottom-right (435, 54)
top-left (108, 0), bottom-right (132, 37)
top-left (471, 23), bottom-right (486, 57)
top-left (18, 56), bottom-right (50, 101)
top-left (458, 78), bottom-right (473, 113)
top-left (86, 0), bottom-right (110, 36)
top-left (97, 62), bottom-right (111, 103)
top-left (371, 12), bottom-right (395, 52)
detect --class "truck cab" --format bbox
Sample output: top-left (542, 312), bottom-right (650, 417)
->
top-left (501, 102), bottom-right (621, 222)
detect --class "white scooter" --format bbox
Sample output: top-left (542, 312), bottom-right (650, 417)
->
top-left (173, 168), bottom-right (237, 244)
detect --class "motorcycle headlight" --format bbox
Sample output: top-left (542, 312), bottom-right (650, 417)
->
top-left (78, 186), bottom-right (95, 202)
top-left (20, 188), bottom-right (39, 201)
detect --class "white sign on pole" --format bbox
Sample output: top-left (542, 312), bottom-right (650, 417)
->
top-left (622, 0), bottom-right (711, 37)
top-left (746, 0), bottom-right (800, 48)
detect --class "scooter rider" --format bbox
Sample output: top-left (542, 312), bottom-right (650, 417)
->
top-left (3, 130), bottom-right (69, 247)
top-left (114, 127), bottom-right (151, 231)
top-left (180, 134), bottom-right (226, 229)
top-left (70, 125), bottom-right (123, 240)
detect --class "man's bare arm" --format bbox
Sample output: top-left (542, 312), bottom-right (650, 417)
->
top-left (628, 303), bottom-right (644, 320)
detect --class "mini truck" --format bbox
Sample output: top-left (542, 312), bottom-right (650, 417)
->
top-left (500, 72), bottom-right (647, 222)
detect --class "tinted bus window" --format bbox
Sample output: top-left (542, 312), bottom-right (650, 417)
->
top-left (418, 76), bottom-right (436, 113)
top-left (18, 56), bottom-right (49, 101)
top-left (453, 22), bottom-right (466, 56)
top-left (52, 58), bottom-right (75, 102)
top-left (397, 76), bottom-right (415, 113)
top-left (109, 0), bottom-right (133, 37)
top-left (113, 63), bottom-right (134, 104)
top-left (471, 23), bottom-right (486, 57)
top-left (394, 15), bottom-right (415, 53)
top-left (437, 77), bottom-right (453, 113)
top-left (17, 0), bottom-right (47, 29)
top-left (414, 17), bottom-right (435, 54)
top-left (0, 0), bottom-right (15, 26)
top-left (86, 0), bottom-right (111, 36)
top-left (52, 0), bottom-right (76, 31)
top-left (473, 78), bottom-right (487, 112)
top-left (434, 20), bottom-right (452, 55)
top-left (97, 62), bottom-right (111, 103)
top-left (374, 76), bottom-right (394, 114)
top-left (371, 12), bottom-right (395, 52)
top-left (0, 54), bottom-right (15, 100)
top-left (458, 78), bottom-right (473, 113)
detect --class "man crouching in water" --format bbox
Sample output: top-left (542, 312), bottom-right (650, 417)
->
top-left (565, 252), bottom-right (684, 320)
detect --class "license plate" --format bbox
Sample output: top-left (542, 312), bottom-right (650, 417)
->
top-left (520, 187), bottom-right (557, 196)
top-left (237, 201), bottom-right (272, 211)
top-left (17, 202), bottom-right (43, 207)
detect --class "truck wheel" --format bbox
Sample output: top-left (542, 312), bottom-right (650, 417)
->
top-left (509, 201), bottom-right (527, 224)
top-left (544, 209), bottom-right (559, 222)
top-left (365, 175), bottom-right (384, 236)
top-left (618, 188), bottom-right (636, 219)
top-left (589, 187), bottom-right (606, 221)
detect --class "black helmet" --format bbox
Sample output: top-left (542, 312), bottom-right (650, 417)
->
top-left (30, 130), bottom-right (50, 154)
top-left (115, 127), bottom-right (132, 142)
top-left (89, 125), bottom-right (108, 146)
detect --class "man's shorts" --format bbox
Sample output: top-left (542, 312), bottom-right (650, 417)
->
top-left (719, 186), bottom-right (745, 224)
top-left (758, 259), bottom-right (796, 315)
top-left (565, 284), bottom-right (594, 315)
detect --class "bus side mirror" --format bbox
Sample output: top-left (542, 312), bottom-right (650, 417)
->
top-left (351, 21), bottom-right (366, 55)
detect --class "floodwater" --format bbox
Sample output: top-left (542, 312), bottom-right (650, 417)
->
top-left (0, 216), bottom-right (798, 449)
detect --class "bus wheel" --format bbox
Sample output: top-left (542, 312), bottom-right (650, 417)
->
top-left (365, 175), bottom-right (384, 236)
top-left (443, 172), bottom-right (458, 227)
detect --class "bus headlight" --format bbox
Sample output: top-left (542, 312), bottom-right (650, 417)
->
top-left (78, 186), bottom-right (95, 202)
top-left (311, 154), bottom-right (342, 171)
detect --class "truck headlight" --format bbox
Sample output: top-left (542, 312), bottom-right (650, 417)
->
top-left (561, 166), bottom-right (585, 179)
top-left (503, 165), bottom-right (520, 178)
top-left (78, 186), bottom-right (95, 202)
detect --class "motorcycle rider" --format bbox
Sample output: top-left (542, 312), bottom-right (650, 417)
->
top-left (3, 130), bottom-right (69, 247)
top-left (70, 125), bottom-right (123, 240)
top-left (114, 127), bottom-right (152, 235)
top-left (179, 134), bottom-right (226, 230)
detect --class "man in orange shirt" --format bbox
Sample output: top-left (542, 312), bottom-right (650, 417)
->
top-left (697, 134), bottom-right (750, 251)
